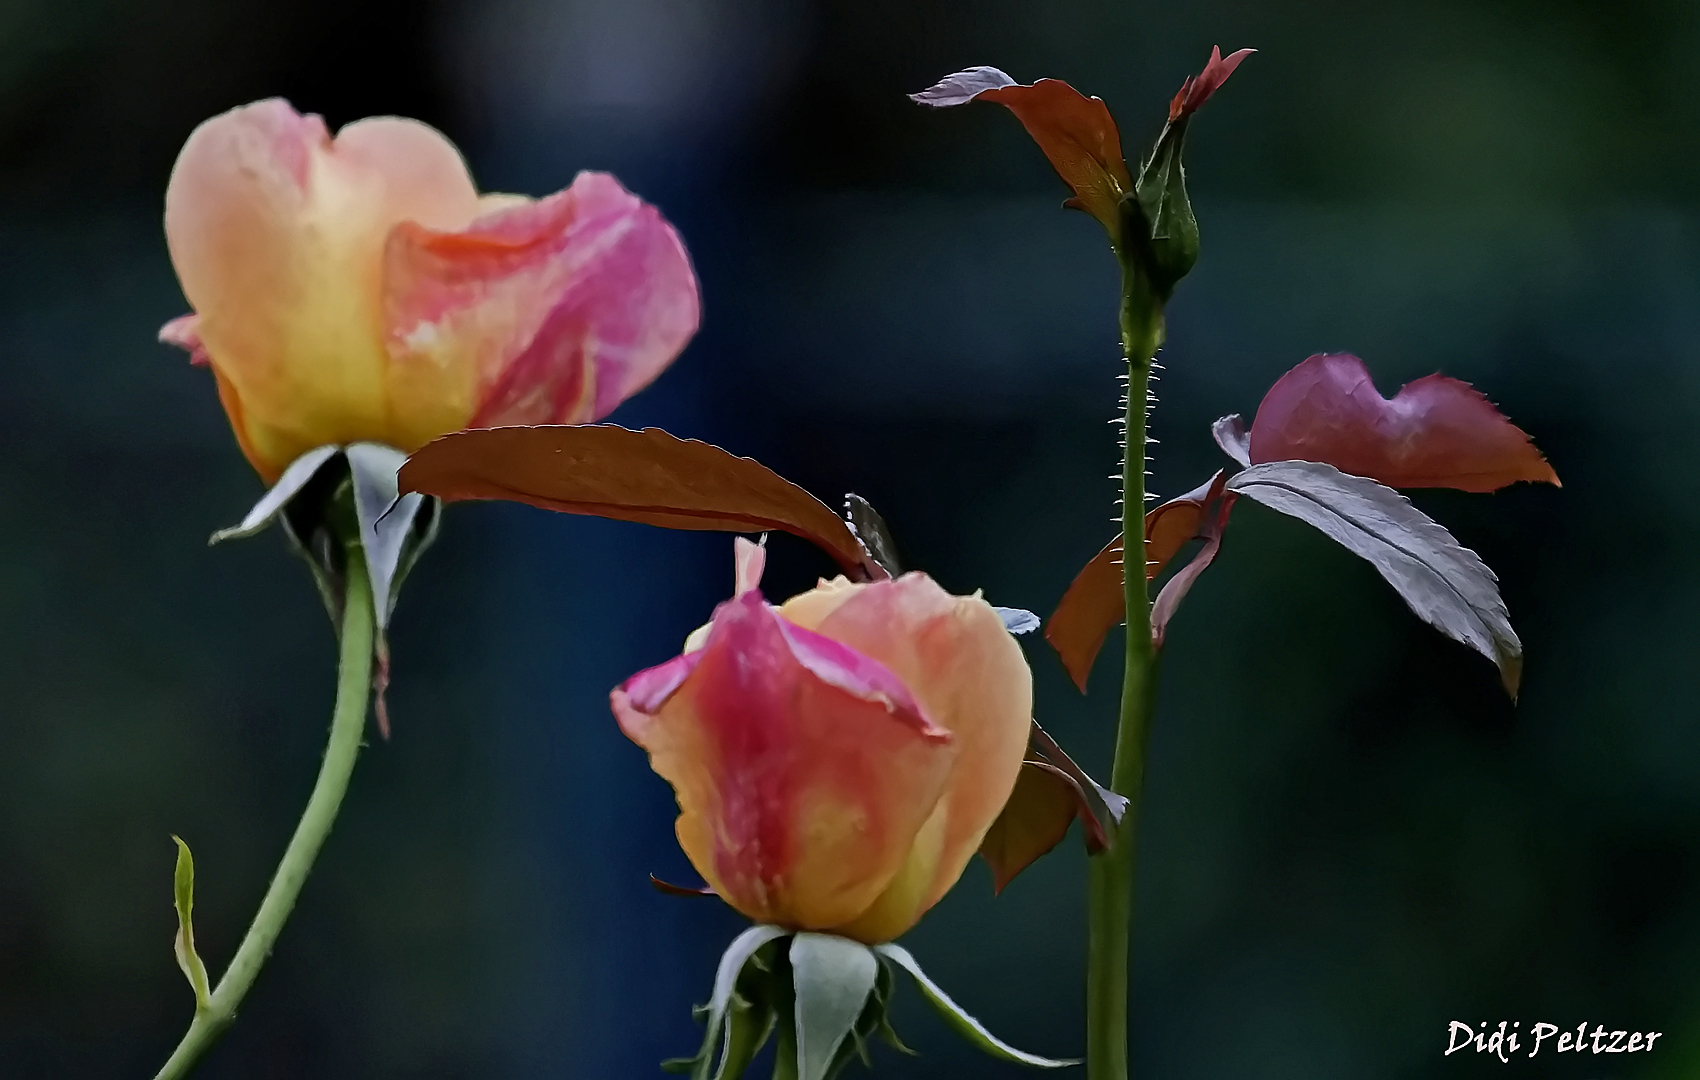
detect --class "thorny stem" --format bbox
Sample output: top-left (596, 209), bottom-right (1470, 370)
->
top-left (1085, 259), bottom-right (1164, 1080)
top-left (153, 550), bottom-right (374, 1080)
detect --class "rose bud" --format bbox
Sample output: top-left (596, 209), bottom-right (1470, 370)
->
top-left (611, 558), bottom-right (1032, 944)
top-left (161, 99), bottom-right (699, 482)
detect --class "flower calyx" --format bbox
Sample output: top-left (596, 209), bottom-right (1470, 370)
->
top-left (667, 926), bottom-right (1074, 1080)
top-left (210, 443), bottom-right (440, 735)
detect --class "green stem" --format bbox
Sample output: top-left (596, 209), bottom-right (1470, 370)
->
top-left (1085, 264), bottom-right (1164, 1080)
top-left (153, 551), bottom-right (374, 1080)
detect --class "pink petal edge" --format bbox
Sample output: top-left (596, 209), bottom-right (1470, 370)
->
top-left (158, 313), bottom-right (210, 367)
top-left (384, 170), bottom-right (700, 431)
top-left (613, 592), bottom-right (949, 744)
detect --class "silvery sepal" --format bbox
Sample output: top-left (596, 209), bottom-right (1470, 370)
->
top-left (873, 943), bottom-right (1077, 1069)
top-left (669, 927), bottom-right (1073, 1080)
top-left (209, 443), bottom-right (442, 734)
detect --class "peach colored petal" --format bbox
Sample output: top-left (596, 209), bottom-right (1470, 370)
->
top-left (382, 171), bottom-right (700, 451)
top-left (611, 591), bottom-right (954, 936)
top-left (833, 799), bottom-right (950, 943)
top-left (776, 575), bottom-right (863, 631)
top-left (477, 192), bottom-right (533, 214)
top-left (814, 574), bottom-right (1032, 939)
top-left (164, 99), bottom-right (481, 478)
top-left (210, 366), bottom-right (264, 475)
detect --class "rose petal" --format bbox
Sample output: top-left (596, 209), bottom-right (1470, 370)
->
top-left (775, 575), bottom-right (862, 633)
top-left (164, 99), bottom-right (482, 478)
top-left (806, 575), bottom-right (1033, 941)
top-left (382, 171), bottom-right (700, 451)
top-left (733, 536), bottom-right (766, 596)
top-left (611, 591), bottom-right (954, 935)
top-left (620, 649), bottom-right (705, 714)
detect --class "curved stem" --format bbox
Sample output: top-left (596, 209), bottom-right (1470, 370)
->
top-left (1085, 266), bottom-right (1164, 1080)
top-left (153, 552), bottom-right (374, 1080)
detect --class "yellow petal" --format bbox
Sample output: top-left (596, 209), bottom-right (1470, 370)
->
top-left (164, 100), bottom-right (480, 477)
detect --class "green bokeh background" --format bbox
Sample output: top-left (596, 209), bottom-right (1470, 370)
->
top-left (1, 0), bottom-right (1696, 1076)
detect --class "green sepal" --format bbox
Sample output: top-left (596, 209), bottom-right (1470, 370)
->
top-left (170, 836), bottom-right (211, 1012)
top-left (870, 959), bottom-right (915, 1058)
top-left (717, 986), bottom-right (778, 1080)
top-left (664, 972), bottom-right (779, 1080)
top-left (671, 925), bottom-right (791, 1080)
top-left (345, 443), bottom-right (438, 631)
top-left (1127, 115), bottom-right (1200, 299)
top-left (873, 943), bottom-right (1078, 1068)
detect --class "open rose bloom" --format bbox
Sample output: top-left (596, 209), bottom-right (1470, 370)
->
top-left (611, 547), bottom-right (1033, 944)
top-left (161, 99), bottom-right (699, 481)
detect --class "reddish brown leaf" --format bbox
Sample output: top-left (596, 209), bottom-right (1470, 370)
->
top-left (1247, 354), bottom-right (1560, 492)
top-left (649, 873), bottom-right (716, 898)
top-left (1150, 482), bottom-right (1237, 647)
top-left (912, 68), bottom-right (1132, 241)
top-left (979, 761), bottom-right (1079, 894)
top-left (980, 721), bottom-right (1129, 892)
top-left (1168, 46), bottom-right (1256, 121)
top-left (398, 425), bottom-right (880, 577)
top-left (1026, 719), bottom-right (1127, 850)
top-left (372, 638), bottom-right (392, 740)
top-left (1043, 471), bottom-right (1227, 691)
top-left (1044, 539), bottom-right (1123, 694)
top-left (1146, 472), bottom-right (1225, 576)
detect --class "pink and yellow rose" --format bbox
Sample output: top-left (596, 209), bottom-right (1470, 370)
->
top-left (611, 547), bottom-right (1033, 943)
top-left (160, 99), bottom-right (699, 481)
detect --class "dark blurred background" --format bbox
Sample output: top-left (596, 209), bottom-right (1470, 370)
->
top-left (1, 0), bottom-right (1696, 1077)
